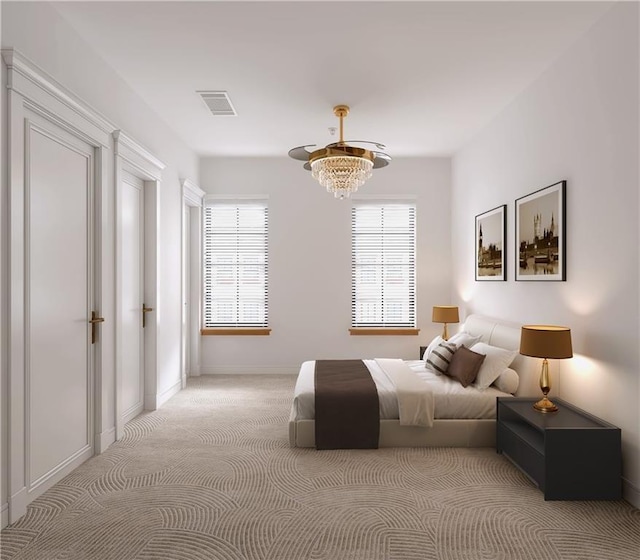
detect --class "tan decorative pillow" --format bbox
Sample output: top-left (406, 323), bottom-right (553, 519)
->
top-left (446, 346), bottom-right (486, 388)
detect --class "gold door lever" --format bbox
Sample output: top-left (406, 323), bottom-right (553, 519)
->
top-left (89, 311), bottom-right (105, 344)
top-left (142, 304), bottom-right (154, 328)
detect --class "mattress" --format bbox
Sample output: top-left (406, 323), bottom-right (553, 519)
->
top-left (291, 359), bottom-right (512, 422)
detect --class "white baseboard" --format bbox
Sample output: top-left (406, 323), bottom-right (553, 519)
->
top-left (200, 366), bottom-right (299, 375)
top-left (1, 502), bottom-right (8, 529)
top-left (623, 477), bottom-right (640, 509)
top-left (9, 487), bottom-right (27, 525)
top-left (156, 380), bottom-right (182, 407)
top-left (96, 427), bottom-right (116, 454)
top-left (144, 392), bottom-right (158, 411)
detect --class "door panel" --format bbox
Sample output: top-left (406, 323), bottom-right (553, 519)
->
top-left (27, 124), bottom-right (93, 486)
top-left (121, 172), bottom-right (145, 423)
top-left (182, 205), bottom-right (190, 382)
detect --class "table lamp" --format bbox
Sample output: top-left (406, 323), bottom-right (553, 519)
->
top-left (519, 325), bottom-right (573, 413)
top-left (432, 306), bottom-right (459, 341)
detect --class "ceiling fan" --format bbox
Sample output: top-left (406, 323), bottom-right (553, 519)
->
top-left (288, 105), bottom-right (391, 199)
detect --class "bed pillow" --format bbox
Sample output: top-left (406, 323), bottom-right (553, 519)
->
top-left (423, 335), bottom-right (444, 361)
top-left (493, 367), bottom-right (520, 394)
top-left (448, 331), bottom-right (482, 349)
top-left (470, 342), bottom-right (518, 390)
top-left (424, 332), bottom-right (482, 362)
top-left (446, 346), bottom-right (486, 388)
top-left (426, 340), bottom-right (458, 375)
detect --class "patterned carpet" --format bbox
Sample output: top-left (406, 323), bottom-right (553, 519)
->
top-left (1, 375), bottom-right (639, 560)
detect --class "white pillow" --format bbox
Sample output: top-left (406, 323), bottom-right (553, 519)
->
top-left (470, 342), bottom-right (518, 390)
top-left (424, 335), bottom-right (444, 361)
top-left (448, 331), bottom-right (482, 349)
top-left (493, 367), bottom-right (519, 394)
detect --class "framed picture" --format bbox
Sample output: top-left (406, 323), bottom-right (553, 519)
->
top-left (515, 180), bottom-right (566, 281)
top-left (475, 205), bottom-right (506, 281)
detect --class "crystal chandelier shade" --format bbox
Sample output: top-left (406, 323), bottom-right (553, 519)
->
top-left (288, 104), bottom-right (391, 199)
top-left (311, 155), bottom-right (374, 199)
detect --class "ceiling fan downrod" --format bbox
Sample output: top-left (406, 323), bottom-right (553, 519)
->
top-left (333, 104), bottom-right (349, 145)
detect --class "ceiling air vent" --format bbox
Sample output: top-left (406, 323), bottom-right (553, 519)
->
top-left (198, 91), bottom-right (237, 116)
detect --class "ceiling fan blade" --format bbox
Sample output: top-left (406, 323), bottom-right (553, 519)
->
top-left (324, 142), bottom-right (348, 150)
top-left (288, 145), bottom-right (315, 161)
top-left (303, 162), bottom-right (311, 171)
top-left (372, 151), bottom-right (391, 169)
top-left (334, 140), bottom-right (387, 150)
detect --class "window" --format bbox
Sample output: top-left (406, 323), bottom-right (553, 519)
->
top-left (351, 202), bottom-right (416, 328)
top-left (204, 201), bottom-right (268, 329)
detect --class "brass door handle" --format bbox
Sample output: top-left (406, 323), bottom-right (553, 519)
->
top-left (142, 304), bottom-right (154, 328)
top-left (90, 311), bottom-right (105, 344)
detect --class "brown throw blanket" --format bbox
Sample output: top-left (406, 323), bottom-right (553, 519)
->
top-left (314, 360), bottom-right (380, 450)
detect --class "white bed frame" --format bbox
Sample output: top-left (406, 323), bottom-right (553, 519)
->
top-left (288, 314), bottom-right (538, 448)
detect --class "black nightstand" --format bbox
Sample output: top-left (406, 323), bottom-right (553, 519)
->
top-left (496, 397), bottom-right (621, 500)
top-left (419, 346), bottom-right (428, 359)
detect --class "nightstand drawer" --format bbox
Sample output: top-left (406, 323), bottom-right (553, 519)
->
top-left (497, 423), bottom-right (545, 489)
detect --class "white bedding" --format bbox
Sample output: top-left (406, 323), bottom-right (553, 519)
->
top-left (291, 359), bottom-right (512, 422)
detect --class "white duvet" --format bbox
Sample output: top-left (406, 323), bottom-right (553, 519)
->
top-left (291, 359), bottom-right (512, 422)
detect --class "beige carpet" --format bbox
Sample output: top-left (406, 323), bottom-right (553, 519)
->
top-left (1, 375), bottom-right (639, 560)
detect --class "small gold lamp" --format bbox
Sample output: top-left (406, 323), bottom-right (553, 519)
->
top-left (432, 306), bottom-right (459, 341)
top-left (519, 325), bottom-right (573, 413)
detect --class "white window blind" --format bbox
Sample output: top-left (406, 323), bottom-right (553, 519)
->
top-left (204, 201), bottom-right (268, 328)
top-left (351, 203), bottom-right (416, 328)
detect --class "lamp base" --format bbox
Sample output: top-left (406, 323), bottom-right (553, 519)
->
top-left (533, 396), bottom-right (558, 413)
top-left (442, 323), bottom-right (449, 341)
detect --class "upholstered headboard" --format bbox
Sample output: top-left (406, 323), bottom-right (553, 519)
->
top-left (461, 314), bottom-right (538, 397)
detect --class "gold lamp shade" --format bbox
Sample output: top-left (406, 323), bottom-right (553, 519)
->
top-left (432, 306), bottom-right (459, 340)
top-left (520, 325), bottom-right (572, 413)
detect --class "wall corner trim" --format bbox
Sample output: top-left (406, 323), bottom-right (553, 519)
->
top-left (96, 427), bottom-right (116, 455)
top-left (1, 503), bottom-right (9, 530)
top-left (157, 380), bottom-right (182, 408)
top-left (622, 477), bottom-right (640, 509)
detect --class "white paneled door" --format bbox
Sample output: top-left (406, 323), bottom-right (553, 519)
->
top-left (120, 172), bottom-right (145, 425)
top-left (22, 116), bottom-right (96, 502)
top-left (5, 49), bottom-right (112, 525)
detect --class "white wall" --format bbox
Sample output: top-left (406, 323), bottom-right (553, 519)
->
top-left (451, 3), bottom-right (639, 506)
top-left (199, 157), bottom-right (451, 373)
top-left (1, 1), bottom-right (198, 525)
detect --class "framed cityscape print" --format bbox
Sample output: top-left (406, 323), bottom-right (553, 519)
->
top-left (475, 205), bottom-right (506, 281)
top-left (515, 180), bottom-right (566, 281)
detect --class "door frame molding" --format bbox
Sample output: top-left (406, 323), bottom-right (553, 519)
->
top-left (181, 179), bottom-right (205, 382)
top-left (2, 49), bottom-right (113, 524)
top-left (114, 130), bottom-right (165, 440)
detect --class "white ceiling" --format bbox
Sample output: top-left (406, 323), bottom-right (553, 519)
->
top-left (52, 1), bottom-right (613, 157)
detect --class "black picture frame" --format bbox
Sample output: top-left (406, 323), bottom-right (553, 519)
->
top-left (515, 180), bottom-right (566, 281)
top-left (475, 204), bottom-right (506, 281)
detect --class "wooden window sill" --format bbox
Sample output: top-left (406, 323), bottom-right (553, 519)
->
top-left (201, 328), bottom-right (271, 336)
top-left (349, 328), bottom-right (420, 336)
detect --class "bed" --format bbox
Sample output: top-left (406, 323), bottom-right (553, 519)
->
top-left (289, 314), bottom-right (537, 448)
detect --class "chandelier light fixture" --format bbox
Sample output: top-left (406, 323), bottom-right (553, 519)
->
top-left (288, 105), bottom-right (391, 199)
